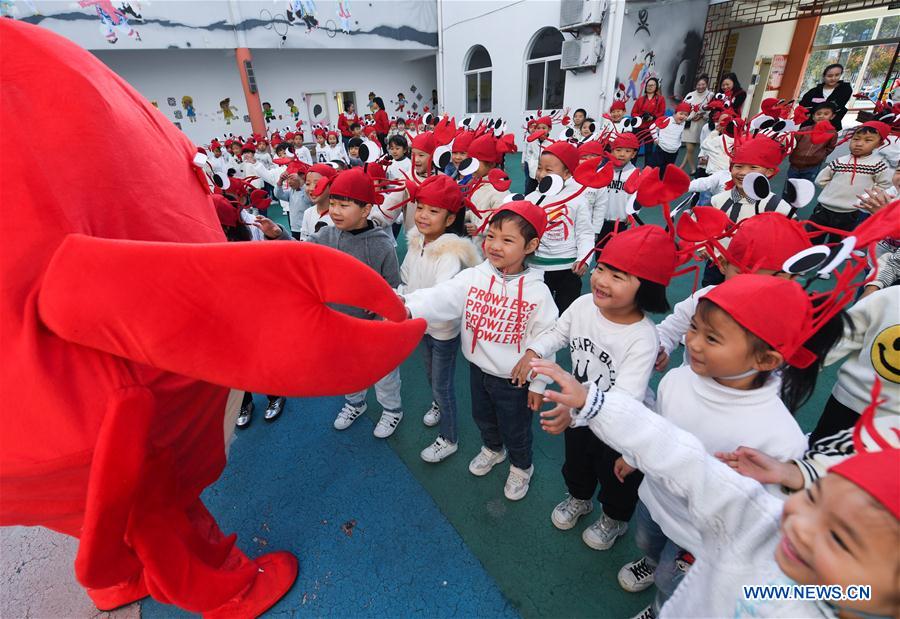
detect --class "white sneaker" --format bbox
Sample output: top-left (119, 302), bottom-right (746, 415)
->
top-left (420, 436), bottom-right (458, 463)
top-left (582, 513), bottom-right (628, 550)
top-left (551, 495), bottom-right (594, 530)
top-left (504, 464), bottom-right (534, 501)
top-left (468, 446), bottom-right (507, 476)
top-left (618, 557), bottom-right (657, 592)
top-left (630, 605), bottom-right (655, 619)
top-left (334, 401), bottom-right (367, 430)
top-left (373, 410), bottom-right (403, 438)
top-left (422, 402), bottom-right (441, 427)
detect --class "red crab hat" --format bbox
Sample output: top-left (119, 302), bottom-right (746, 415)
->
top-left (0, 19), bottom-right (424, 617)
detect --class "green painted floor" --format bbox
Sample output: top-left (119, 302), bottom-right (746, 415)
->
top-left (266, 151), bottom-right (837, 619)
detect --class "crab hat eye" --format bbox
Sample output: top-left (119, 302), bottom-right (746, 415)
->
top-left (459, 157), bottom-right (480, 177)
top-left (782, 237), bottom-right (856, 275)
top-left (434, 144), bottom-right (452, 169)
top-left (783, 178), bottom-right (815, 210)
top-left (742, 172), bottom-right (771, 201)
top-left (358, 143), bottom-right (370, 162)
top-left (538, 173), bottom-right (565, 196)
top-left (213, 173), bottom-right (229, 190)
top-left (462, 117), bottom-right (473, 127)
top-left (503, 193), bottom-right (526, 203)
top-left (630, 117), bottom-right (643, 129)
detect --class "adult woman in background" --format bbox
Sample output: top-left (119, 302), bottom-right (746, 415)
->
top-left (718, 73), bottom-right (746, 117)
top-left (680, 74), bottom-right (713, 174)
top-left (799, 63), bottom-right (853, 130)
top-left (631, 77), bottom-right (666, 164)
top-left (372, 96), bottom-right (390, 148)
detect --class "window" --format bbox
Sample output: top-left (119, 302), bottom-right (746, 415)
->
top-left (526, 28), bottom-right (566, 110)
top-left (464, 45), bottom-right (492, 114)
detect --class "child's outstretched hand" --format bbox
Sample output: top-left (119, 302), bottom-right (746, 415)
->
top-left (532, 359), bottom-right (588, 434)
top-left (253, 215), bottom-right (282, 239)
top-left (511, 349), bottom-right (538, 386)
top-left (715, 446), bottom-right (803, 490)
top-left (654, 346), bottom-right (669, 372)
top-left (527, 391), bottom-right (543, 412)
top-left (465, 222), bottom-right (479, 237)
top-left (614, 456), bottom-right (636, 482)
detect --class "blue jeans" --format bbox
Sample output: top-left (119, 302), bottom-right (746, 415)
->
top-left (786, 165), bottom-right (820, 183)
top-left (634, 501), bottom-right (689, 614)
top-left (469, 363), bottom-right (533, 469)
top-left (422, 334), bottom-right (461, 443)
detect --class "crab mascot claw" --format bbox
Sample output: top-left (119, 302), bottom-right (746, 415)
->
top-left (0, 19), bottom-right (424, 617)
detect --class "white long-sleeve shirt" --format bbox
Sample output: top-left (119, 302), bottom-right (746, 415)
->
top-left (592, 162), bottom-right (639, 226)
top-left (642, 366), bottom-right (807, 554)
top-left (397, 230), bottom-right (480, 340)
top-left (527, 176), bottom-right (595, 271)
top-left (572, 386), bottom-right (832, 618)
top-left (656, 284), bottom-right (715, 360)
top-left (688, 169), bottom-right (730, 197)
top-left (655, 120), bottom-right (686, 154)
top-left (528, 294), bottom-right (658, 399)
top-left (699, 129), bottom-right (733, 174)
top-left (300, 206), bottom-right (332, 240)
top-left (405, 261), bottom-right (559, 393)
top-left (295, 145), bottom-right (313, 165)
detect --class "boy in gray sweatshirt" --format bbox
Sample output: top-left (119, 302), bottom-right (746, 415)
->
top-left (307, 168), bottom-right (405, 438)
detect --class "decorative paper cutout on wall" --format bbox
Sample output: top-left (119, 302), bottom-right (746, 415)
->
top-left (77, 0), bottom-right (142, 44)
top-left (181, 95), bottom-right (196, 123)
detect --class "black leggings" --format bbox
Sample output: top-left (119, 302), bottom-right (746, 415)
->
top-left (809, 395), bottom-right (858, 447)
top-left (543, 268), bottom-right (584, 313)
top-left (242, 392), bottom-right (282, 407)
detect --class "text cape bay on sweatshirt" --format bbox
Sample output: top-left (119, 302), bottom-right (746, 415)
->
top-left (404, 261), bottom-right (559, 393)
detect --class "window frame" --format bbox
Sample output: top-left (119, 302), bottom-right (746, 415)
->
top-left (525, 28), bottom-right (566, 111)
top-left (464, 45), bottom-right (493, 114)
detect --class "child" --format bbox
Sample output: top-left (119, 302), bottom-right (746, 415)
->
top-left (291, 131), bottom-right (313, 165)
top-left (651, 102), bottom-right (690, 169)
top-left (448, 131), bottom-right (475, 178)
top-left (786, 103), bottom-right (838, 185)
top-left (398, 132), bottom-right (438, 233)
top-left (255, 138), bottom-right (274, 169)
top-left (307, 168), bottom-right (405, 438)
top-left (599, 100), bottom-right (628, 135)
top-left (593, 133), bottom-right (640, 246)
top-left (526, 141), bottom-right (595, 313)
top-left (514, 225), bottom-right (672, 552)
top-left (579, 118), bottom-right (596, 140)
top-left (404, 201), bottom-right (559, 500)
top-left (524, 115), bottom-right (552, 194)
top-left (273, 161), bottom-right (314, 240)
top-left (463, 133), bottom-right (511, 251)
top-left (346, 137), bottom-right (363, 166)
top-left (811, 121), bottom-right (893, 243)
top-left (323, 131), bottom-right (349, 164)
top-left (387, 134), bottom-right (412, 178)
top-left (314, 129), bottom-right (328, 163)
top-left (577, 141), bottom-right (608, 244)
top-left (534, 355), bottom-right (900, 619)
top-left (396, 175), bottom-right (479, 462)
top-left (299, 163), bottom-right (338, 240)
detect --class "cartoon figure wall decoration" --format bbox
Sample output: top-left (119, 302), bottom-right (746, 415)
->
top-left (286, 98), bottom-right (300, 121)
top-left (78, 0), bottom-right (142, 44)
top-left (337, 0), bottom-right (352, 33)
top-left (263, 101), bottom-right (276, 123)
top-left (218, 98), bottom-right (238, 125)
top-left (394, 92), bottom-right (407, 113)
top-left (181, 96), bottom-right (196, 123)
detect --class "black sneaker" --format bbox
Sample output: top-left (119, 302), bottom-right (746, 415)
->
top-left (264, 397), bottom-right (286, 423)
top-left (236, 400), bottom-right (254, 429)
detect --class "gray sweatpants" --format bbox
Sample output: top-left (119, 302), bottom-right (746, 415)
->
top-left (346, 366), bottom-right (402, 413)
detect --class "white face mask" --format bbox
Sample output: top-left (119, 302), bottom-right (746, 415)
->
top-left (719, 367), bottom-right (760, 380)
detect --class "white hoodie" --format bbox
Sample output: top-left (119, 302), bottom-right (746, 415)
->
top-left (397, 230), bottom-right (480, 340)
top-left (526, 176), bottom-right (595, 271)
top-left (405, 261), bottom-right (559, 393)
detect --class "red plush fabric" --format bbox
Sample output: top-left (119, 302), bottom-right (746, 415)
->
top-left (0, 19), bottom-right (423, 614)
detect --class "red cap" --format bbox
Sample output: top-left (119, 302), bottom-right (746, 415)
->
top-left (241, 142), bottom-right (255, 153)
top-left (307, 163), bottom-right (338, 179)
top-left (534, 115), bottom-right (552, 127)
top-left (728, 213), bottom-right (812, 273)
top-left (413, 174), bottom-right (463, 213)
top-left (830, 449), bottom-right (900, 520)
top-left (610, 100), bottom-right (626, 112)
top-left (467, 134), bottom-right (500, 164)
top-left (210, 139), bottom-right (222, 150)
top-left (730, 136), bottom-right (784, 171)
top-left (675, 101), bottom-right (692, 114)
top-left (313, 129), bottom-right (326, 138)
top-left (411, 132), bottom-right (436, 155)
top-left (250, 189), bottom-right (272, 211)
top-left (611, 133), bottom-right (640, 151)
top-left (212, 194), bottom-right (239, 227)
top-left (542, 141), bottom-right (579, 173)
top-left (327, 130), bottom-right (339, 140)
top-left (284, 131), bottom-right (296, 141)
top-left (452, 131), bottom-right (475, 153)
top-left (599, 225), bottom-right (676, 285)
top-left (859, 121), bottom-right (890, 141)
top-left (704, 274), bottom-right (816, 368)
top-left (578, 141), bottom-right (606, 158)
top-left (491, 200), bottom-right (548, 240)
top-left (328, 167), bottom-right (381, 205)
top-left (286, 160), bottom-right (310, 176)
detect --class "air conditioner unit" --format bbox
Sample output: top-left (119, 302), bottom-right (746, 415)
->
top-left (560, 34), bottom-right (604, 71)
top-left (559, 0), bottom-right (607, 32)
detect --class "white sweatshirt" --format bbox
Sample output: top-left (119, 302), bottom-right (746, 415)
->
top-left (572, 386), bottom-right (834, 618)
top-left (524, 139), bottom-right (543, 178)
top-left (397, 230), bottom-right (480, 340)
top-left (655, 120), bottom-right (686, 154)
top-left (320, 143), bottom-right (350, 164)
top-left (294, 145), bottom-right (313, 165)
top-left (824, 286), bottom-right (900, 417)
top-left (591, 162), bottom-right (639, 226)
top-left (300, 207), bottom-right (332, 241)
top-left (598, 117), bottom-right (627, 134)
top-left (699, 130), bottom-right (733, 174)
top-left (405, 261), bottom-right (559, 393)
top-left (643, 366), bottom-right (807, 553)
top-left (526, 176), bottom-right (595, 271)
top-left (656, 284), bottom-right (715, 360)
top-left (688, 169), bottom-right (731, 197)
top-left (254, 151), bottom-right (274, 169)
top-left (528, 294), bottom-right (658, 399)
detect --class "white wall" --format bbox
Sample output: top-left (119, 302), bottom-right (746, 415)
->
top-left (729, 25), bottom-right (762, 90)
top-left (92, 48), bottom-right (436, 145)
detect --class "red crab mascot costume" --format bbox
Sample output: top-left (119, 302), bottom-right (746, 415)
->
top-left (0, 20), bottom-right (424, 616)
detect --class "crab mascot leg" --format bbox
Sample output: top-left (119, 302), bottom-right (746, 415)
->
top-left (0, 20), bottom-right (424, 616)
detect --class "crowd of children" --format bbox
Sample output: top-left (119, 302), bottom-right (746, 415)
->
top-left (200, 86), bottom-right (900, 618)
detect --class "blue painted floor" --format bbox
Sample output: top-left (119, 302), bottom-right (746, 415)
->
top-left (140, 394), bottom-right (518, 619)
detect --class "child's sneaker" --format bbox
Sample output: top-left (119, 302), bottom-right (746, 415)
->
top-left (630, 605), bottom-right (655, 619)
top-left (551, 495), bottom-right (594, 530)
top-left (423, 402), bottom-right (441, 427)
top-left (618, 557), bottom-right (656, 592)
top-left (504, 464), bottom-right (534, 501)
top-left (333, 401), bottom-right (367, 430)
top-left (420, 436), bottom-right (458, 463)
top-left (468, 446), bottom-right (507, 476)
top-left (582, 513), bottom-right (628, 550)
top-left (373, 410), bottom-right (403, 438)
